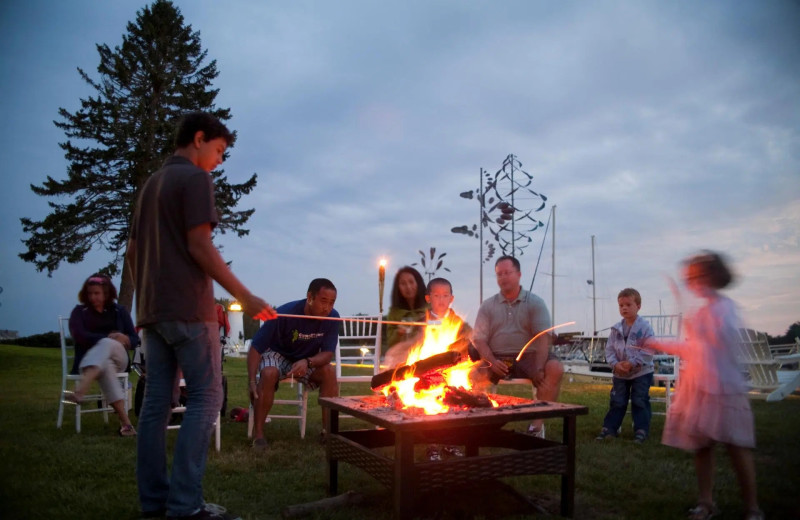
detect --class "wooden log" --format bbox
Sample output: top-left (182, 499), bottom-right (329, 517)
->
top-left (370, 351), bottom-right (462, 390)
top-left (281, 490), bottom-right (364, 518)
top-left (442, 386), bottom-right (495, 408)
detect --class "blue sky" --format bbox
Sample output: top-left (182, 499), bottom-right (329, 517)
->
top-left (1, 0), bottom-right (798, 338)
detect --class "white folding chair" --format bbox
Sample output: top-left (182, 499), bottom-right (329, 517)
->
top-left (56, 316), bottom-right (130, 433)
top-left (736, 328), bottom-right (800, 402)
top-left (132, 344), bottom-right (222, 451)
top-left (247, 380), bottom-right (308, 439)
top-left (335, 315), bottom-right (383, 385)
top-left (168, 378), bottom-right (222, 451)
top-left (651, 357), bottom-right (680, 414)
top-left (494, 378), bottom-right (538, 400)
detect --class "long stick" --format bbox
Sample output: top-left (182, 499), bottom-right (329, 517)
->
top-left (515, 321), bottom-right (576, 361)
top-left (275, 313), bottom-right (431, 327)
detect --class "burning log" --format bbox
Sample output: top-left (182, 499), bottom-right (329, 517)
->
top-left (414, 371), bottom-right (446, 392)
top-left (442, 386), bottom-right (495, 408)
top-left (370, 351), bottom-right (462, 390)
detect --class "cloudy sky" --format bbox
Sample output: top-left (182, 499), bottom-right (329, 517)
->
top-left (1, 0), bottom-right (798, 338)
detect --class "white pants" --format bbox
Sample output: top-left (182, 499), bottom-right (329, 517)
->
top-left (79, 337), bottom-right (128, 403)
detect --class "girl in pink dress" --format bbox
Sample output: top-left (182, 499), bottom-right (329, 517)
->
top-left (647, 252), bottom-right (762, 520)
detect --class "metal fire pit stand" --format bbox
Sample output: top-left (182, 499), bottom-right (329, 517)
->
top-left (320, 396), bottom-right (588, 519)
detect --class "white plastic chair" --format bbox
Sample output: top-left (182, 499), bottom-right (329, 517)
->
top-left (494, 378), bottom-right (538, 400)
top-left (247, 380), bottom-right (308, 439)
top-left (736, 329), bottom-right (800, 402)
top-left (335, 315), bottom-right (383, 384)
top-left (168, 379), bottom-right (222, 451)
top-left (132, 344), bottom-right (222, 451)
top-left (56, 316), bottom-right (130, 433)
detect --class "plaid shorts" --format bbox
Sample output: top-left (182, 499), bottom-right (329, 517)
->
top-left (257, 349), bottom-right (320, 391)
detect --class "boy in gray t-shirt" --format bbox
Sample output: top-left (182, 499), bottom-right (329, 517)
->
top-left (129, 112), bottom-right (275, 520)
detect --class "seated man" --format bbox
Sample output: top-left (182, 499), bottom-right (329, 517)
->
top-left (470, 255), bottom-right (564, 437)
top-left (247, 278), bottom-right (339, 449)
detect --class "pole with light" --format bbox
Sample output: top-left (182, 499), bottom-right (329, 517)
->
top-left (378, 258), bottom-right (387, 314)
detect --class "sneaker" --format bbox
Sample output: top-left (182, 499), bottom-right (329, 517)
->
top-left (140, 508), bottom-right (166, 519)
top-left (442, 445), bottom-right (464, 458)
top-left (744, 509), bottom-right (765, 520)
top-left (426, 445), bottom-right (443, 461)
top-left (251, 437), bottom-right (268, 451)
top-left (527, 423), bottom-right (545, 438)
top-left (119, 424), bottom-right (137, 437)
top-left (687, 502), bottom-right (719, 520)
top-left (595, 427), bottom-right (615, 440)
top-left (167, 503), bottom-right (242, 520)
top-left (633, 430), bottom-right (647, 444)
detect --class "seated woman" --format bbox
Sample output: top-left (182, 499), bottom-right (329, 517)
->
top-left (384, 266), bottom-right (427, 368)
top-left (68, 273), bottom-right (139, 437)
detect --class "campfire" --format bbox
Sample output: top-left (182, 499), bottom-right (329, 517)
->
top-left (370, 315), bottom-right (498, 414)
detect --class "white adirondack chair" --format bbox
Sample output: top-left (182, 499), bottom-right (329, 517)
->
top-left (736, 330), bottom-right (800, 402)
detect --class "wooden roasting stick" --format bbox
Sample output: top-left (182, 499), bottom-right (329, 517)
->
top-left (275, 313), bottom-right (433, 327)
top-left (281, 491), bottom-right (364, 518)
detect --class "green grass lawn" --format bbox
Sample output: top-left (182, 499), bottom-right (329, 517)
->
top-left (1, 344), bottom-right (798, 520)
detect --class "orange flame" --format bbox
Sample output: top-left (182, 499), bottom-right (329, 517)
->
top-left (382, 312), bottom-right (495, 414)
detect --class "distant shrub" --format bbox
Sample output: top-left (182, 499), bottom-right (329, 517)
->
top-left (1, 331), bottom-right (64, 349)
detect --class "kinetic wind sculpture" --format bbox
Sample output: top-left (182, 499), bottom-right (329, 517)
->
top-left (412, 247), bottom-right (451, 282)
top-left (451, 154), bottom-right (548, 300)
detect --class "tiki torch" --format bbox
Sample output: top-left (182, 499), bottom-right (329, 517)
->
top-left (378, 258), bottom-right (387, 314)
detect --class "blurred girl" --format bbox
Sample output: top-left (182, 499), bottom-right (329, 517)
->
top-left (647, 252), bottom-right (761, 520)
top-left (69, 273), bottom-right (139, 436)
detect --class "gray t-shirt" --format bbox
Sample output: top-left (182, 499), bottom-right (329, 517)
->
top-left (472, 288), bottom-right (551, 357)
top-left (130, 156), bottom-right (218, 326)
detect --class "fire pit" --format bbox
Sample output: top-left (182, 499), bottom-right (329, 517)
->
top-left (321, 394), bottom-right (588, 519)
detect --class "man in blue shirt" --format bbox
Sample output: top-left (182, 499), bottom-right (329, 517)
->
top-left (247, 278), bottom-right (339, 449)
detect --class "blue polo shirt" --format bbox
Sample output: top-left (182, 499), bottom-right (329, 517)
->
top-left (251, 299), bottom-right (339, 361)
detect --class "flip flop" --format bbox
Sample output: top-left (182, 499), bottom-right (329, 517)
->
top-left (119, 425), bottom-right (137, 437)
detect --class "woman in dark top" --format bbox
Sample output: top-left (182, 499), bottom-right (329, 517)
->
top-left (68, 273), bottom-right (139, 436)
top-left (384, 266), bottom-right (427, 365)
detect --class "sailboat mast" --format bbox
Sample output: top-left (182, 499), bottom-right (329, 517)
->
top-left (551, 205), bottom-right (556, 325)
top-left (591, 234), bottom-right (597, 336)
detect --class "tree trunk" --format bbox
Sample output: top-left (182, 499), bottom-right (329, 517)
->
top-left (118, 253), bottom-right (134, 312)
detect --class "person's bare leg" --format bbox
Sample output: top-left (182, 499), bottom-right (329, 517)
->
top-left (73, 366), bottom-right (102, 401)
top-left (530, 359), bottom-right (564, 432)
top-left (695, 445), bottom-right (715, 508)
top-left (726, 444), bottom-right (759, 513)
top-left (253, 367), bottom-right (279, 441)
top-left (110, 399), bottom-right (133, 428)
top-left (312, 364), bottom-right (338, 433)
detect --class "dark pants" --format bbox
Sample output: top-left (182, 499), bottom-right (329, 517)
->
top-left (468, 344), bottom-right (558, 388)
top-left (602, 372), bottom-right (653, 435)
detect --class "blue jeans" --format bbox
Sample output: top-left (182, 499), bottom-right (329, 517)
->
top-left (602, 372), bottom-right (653, 435)
top-left (137, 321), bottom-right (221, 516)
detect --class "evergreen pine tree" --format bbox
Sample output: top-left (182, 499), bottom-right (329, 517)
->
top-left (19, 0), bottom-right (257, 308)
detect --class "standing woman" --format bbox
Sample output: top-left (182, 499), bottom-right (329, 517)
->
top-left (384, 266), bottom-right (427, 366)
top-left (68, 273), bottom-right (139, 436)
top-left (647, 252), bottom-right (761, 520)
